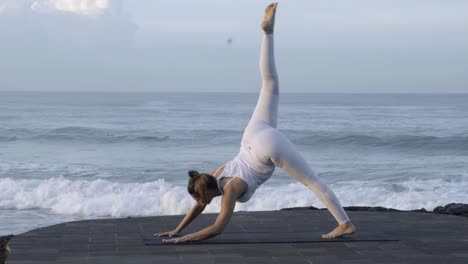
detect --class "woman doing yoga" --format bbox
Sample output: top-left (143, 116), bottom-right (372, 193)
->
top-left (156, 3), bottom-right (356, 243)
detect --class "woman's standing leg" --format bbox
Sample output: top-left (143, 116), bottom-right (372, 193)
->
top-left (265, 128), bottom-right (356, 238)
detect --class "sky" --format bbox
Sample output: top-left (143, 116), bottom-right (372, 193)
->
top-left (0, 0), bottom-right (467, 93)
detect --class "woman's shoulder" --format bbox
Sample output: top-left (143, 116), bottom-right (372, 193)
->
top-left (210, 165), bottom-right (226, 178)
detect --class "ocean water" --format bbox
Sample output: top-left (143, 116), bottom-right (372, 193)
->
top-left (1, 92), bottom-right (467, 236)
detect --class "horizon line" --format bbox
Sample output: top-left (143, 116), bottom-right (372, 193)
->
top-left (1, 90), bottom-right (468, 95)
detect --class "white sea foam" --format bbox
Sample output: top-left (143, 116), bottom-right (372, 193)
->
top-left (0, 176), bottom-right (467, 218)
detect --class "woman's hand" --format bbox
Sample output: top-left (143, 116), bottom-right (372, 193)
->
top-left (153, 229), bottom-right (179, 238)
top-left (162, 234), bottom-right (192, 244)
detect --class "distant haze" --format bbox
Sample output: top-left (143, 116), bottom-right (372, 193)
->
top-left (0, 0), bottom-right (467, 93)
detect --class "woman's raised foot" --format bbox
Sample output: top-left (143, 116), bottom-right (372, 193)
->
top-left (261, 2), bottom-right (278, 34)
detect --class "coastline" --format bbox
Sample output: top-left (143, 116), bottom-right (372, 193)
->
top-left (282, 203), bottom-right (468, 217)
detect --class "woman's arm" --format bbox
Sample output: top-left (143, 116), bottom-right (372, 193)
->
top-left (163, 186), bottom-right (238, 243)
top-left (188, 190), bottom-right (237, 240)
top-left (155, 202), bottom-right (206, 237)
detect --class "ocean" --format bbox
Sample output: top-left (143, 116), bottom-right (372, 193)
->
top-left (1, 92), bottom-right (467, 236)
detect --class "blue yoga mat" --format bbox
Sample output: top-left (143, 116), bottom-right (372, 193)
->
top-left (143, 232), bottom-right (398, 245)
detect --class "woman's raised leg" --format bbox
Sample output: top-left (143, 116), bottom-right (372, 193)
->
top-left (246, 3), bottom-right (279, 129)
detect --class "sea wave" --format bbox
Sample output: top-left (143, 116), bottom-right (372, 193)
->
top-left (0, 127), bottom-right (170, 143)
top-left (0, 176), bottom-right (466, 218)
top-left (0, 126), bottom-right (244, 145)
top-left (1, 126), bottom-right (467, 152)
top-left (289, 131), bottom-right (468, 151)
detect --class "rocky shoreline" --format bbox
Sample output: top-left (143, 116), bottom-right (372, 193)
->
top-left (281, 203), bottom-right (468, 217)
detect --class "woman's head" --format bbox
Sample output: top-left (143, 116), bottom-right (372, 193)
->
top-left (187, 170), bottom-right (218, 204)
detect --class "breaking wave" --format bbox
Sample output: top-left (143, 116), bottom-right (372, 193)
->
top-left (1, 175), bottom-right (467, 218)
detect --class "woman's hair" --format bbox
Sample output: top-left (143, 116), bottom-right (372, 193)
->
top-left (187, 170), bottom-right (218, 198)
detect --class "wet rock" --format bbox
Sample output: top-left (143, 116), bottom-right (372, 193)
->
top-left (433, 203), bottom-right (468, 217)
top-left (0, 235), bottom-right (14, 264)
top-left (280, 206), bottom-right (319, 211)
top-left (281, 204), bottom-right (466, 217)
top-left (344, 206), bottom-right (401, 212)
top-left (409, 208), bottom-right (428, 213)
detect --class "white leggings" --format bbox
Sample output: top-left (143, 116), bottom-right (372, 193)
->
top-left (242, 34), bottom-right (350, 225)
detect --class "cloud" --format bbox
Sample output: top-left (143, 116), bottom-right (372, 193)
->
top-left (0, 0), bottom-right (119, 16)
top-left (31, 0), bottom-right (114, 16)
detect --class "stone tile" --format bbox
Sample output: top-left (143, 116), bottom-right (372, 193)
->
top-left (273, 256), bottom-right (310, 264)
top-left (5, 210), bottom-right (468, 264)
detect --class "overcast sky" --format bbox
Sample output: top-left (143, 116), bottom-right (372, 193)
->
top-left (0, 0), bottom-right (467, 93)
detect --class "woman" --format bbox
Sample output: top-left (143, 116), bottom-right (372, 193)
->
top-left (156, 2), bottom-right (356, 243)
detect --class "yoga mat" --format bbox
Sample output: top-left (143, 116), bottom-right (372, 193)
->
top-left (143, 232), bottom-right (398, 245)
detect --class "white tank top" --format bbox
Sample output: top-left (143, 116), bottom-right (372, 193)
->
top-left (216, 142), bottom-right (275, 203)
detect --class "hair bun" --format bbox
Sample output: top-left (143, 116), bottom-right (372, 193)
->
top-left (188, 170), bottom-right (199, 178)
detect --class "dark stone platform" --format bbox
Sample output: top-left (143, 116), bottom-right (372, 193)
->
top-left (6, 209), bottom-right (468, 264)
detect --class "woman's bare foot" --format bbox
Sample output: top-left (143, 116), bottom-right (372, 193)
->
top-left (261, 2), bottom-right (278, 34)
top-left (322, 222), bottom-right (356, 239)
